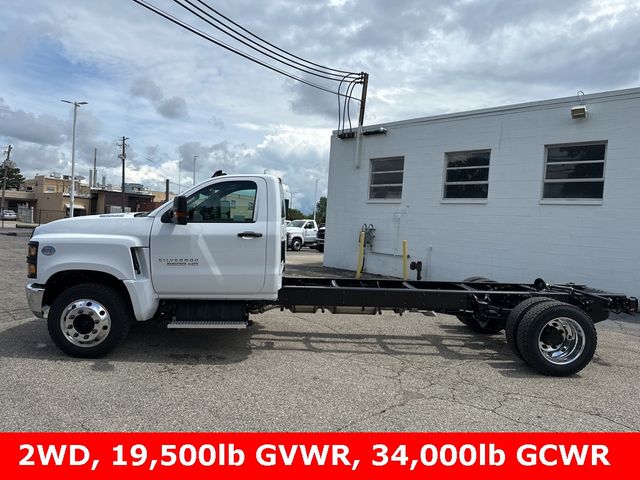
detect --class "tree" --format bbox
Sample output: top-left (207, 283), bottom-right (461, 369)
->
top-left (0, 163), bottom-right (25, 190)
top-left (287, 208), bottom-right (306, 221)
top-left (315, 196), bottom-right (327, 224)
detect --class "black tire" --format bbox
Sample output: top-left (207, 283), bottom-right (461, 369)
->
top-left (47, 283), bottom-right (131, 358)
top-left (291, 238), bottom-right (302, 251)
top-left (516, 302), bottom-right (597, 376)
top-left (316, 244), bottom-right (324, 253)
top-left (456, 276), bottom-right (502, 334)
top-left (505, 297), bottom-right (558, 360)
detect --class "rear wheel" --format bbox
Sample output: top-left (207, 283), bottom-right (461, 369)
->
top-left (505, 297), bottom-right (558, 359)
top-left (316, 244), bottom-right (324, 253)
top-left (456, 276), bottom-right (502, 334)
top-left (47, 283), bottom-right (131, 358)
top-left (516, 302), bottom-right (597, 376)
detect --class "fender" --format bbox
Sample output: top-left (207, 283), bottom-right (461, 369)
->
top-left (31, 234), bottom-right (159, 321)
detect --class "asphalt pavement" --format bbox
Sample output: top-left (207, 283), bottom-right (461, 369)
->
top-left (1, 235), bottom-right (639, 432)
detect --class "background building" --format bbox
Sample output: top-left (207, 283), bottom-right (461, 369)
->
top-left (324, 87), bottom-right (640, 297)
top-left (23, 174), bottom-right (91, 223)
top-left (15, 174), bottom-right (163, 223)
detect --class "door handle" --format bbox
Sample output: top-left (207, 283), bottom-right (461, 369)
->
top-left (237, 231), bottom-right (263, 238)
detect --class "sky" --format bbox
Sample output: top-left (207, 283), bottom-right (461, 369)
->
top-left (1, 0), bottom-right (639, 213)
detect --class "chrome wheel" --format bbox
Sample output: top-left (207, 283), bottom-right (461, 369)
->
top-left (537, 316), bottom-right (585, 365)
top-left (60, 299), bottom-right (111, 347)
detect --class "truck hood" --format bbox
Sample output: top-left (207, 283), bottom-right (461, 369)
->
top-left (32, 213), bottom-right (154, 247)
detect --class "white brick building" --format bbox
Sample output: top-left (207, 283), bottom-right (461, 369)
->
top-left (324, 88), bottom-right (640, 297)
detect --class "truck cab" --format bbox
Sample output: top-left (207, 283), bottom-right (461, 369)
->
top-left (26, 174), bottom-right (286, 357)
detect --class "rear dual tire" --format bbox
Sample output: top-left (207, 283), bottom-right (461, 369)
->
top-left (507, 299), bottom-right (597, 376)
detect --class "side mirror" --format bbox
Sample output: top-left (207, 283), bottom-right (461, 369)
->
top-left (173, 196), bottom-right (188, 225)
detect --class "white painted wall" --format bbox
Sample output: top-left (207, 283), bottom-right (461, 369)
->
top-left (325, 88), bottom-right (640, 297)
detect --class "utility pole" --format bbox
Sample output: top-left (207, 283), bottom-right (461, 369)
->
top-left (193, 155), bottom-right (198, 186)
top-left (1, 144), bottom-right (13, 229)
top-left (165, 179), bottom-right (170, 202)
top-left (117, 136), bottom-right (129, 212)
top-left (357, 72), bottom-right (369, 128)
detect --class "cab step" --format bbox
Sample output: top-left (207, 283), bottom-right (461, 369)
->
top-left (167, 320), bottom-right (249, 329)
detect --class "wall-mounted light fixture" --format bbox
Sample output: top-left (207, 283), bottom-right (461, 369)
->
top-left (571, 91), bottom-right (587, 119)
top-left (362, 127), bottom-right (387, 136)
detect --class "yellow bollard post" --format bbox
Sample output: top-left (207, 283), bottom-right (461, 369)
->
top-left (402, 240), bottom-right (408, 281)
top-left (355, 231), bottom-right (365, 279)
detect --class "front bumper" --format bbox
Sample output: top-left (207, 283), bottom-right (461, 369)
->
top-left (26, 283), bottom-right (47, 319)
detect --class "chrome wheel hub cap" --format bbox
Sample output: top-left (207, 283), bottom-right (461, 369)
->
top-left (60, 299), bottom-right (111, 347)
top-left (538, 316), bottom-right (585, 365)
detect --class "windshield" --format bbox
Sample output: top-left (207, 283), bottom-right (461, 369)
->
top-left (290, 220), bottom-right (306, 227)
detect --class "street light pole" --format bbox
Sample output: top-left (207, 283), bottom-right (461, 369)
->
top-left (61, 100), bottom-right (87, 218)
top-left (313, 178), bottom-right (318, 222)
top-left (193, 155), bottom-right (198, 186)
top-left (1, 144), bottom-right (13, 229)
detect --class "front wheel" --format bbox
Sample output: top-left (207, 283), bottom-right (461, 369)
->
top-left (516, 302), bottom-right (597, 376)
top-left (47, 283), bottom-right (131, 358)
top-left (290, 238), bottom-right (302, 251)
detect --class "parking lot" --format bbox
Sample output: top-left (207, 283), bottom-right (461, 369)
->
top-left (1, 233), bottom-right (639, 431)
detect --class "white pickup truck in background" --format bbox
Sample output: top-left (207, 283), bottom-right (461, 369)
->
top-left (286, 219), bottom-right (319, 251)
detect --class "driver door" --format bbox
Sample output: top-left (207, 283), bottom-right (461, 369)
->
top-left (150, 177), bottom-right (267, 298)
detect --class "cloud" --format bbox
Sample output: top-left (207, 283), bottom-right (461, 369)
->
top-left (129, 78), bottom-right (189, 119)
top-left (0, 99), bottom-right (67, 146)
top-left (130, 78), bottom-right (163, 102)
top-left (288, 79), bottom-right (340, 121)
top-left (209, 115), bottom-right (225, 130)
top-left (157, 96), bottom-right (188, 120)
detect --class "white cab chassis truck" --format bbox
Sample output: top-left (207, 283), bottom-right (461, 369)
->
top-left (26, 175), bottom-right (637, 376)
top-left (286, 219), bottom-right (319, 251)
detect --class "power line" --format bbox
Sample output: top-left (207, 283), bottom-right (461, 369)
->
top-left (130, 0), bottom-right (363, 100)
top-left (172, 0), bottom-right (359, 81)
top-left (193, 0), bottom-right (355, 75)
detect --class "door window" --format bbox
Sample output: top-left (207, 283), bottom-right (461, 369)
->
top-left (186, 180), bottom-right (257, 223)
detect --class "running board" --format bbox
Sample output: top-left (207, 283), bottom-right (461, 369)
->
top-left (167, 321), bottom-right (249, 329)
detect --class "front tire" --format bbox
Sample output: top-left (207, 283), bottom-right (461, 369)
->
top-left (47, 283), bottom-right (131, 358)
top-left (291, 238), bottom-right (302, 251)
top-left (516, 302), bottom-right (597, 376)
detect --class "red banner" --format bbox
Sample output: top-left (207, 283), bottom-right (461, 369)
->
top-left (0, 432), bottom-right (635, 480)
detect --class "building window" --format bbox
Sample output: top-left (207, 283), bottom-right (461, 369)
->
top-left (543, 142), bottom-right (606, 199)
top-left (369, 156), bottom-right (404, 199)
top-left (443, 150), bottom-right (490, 199)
